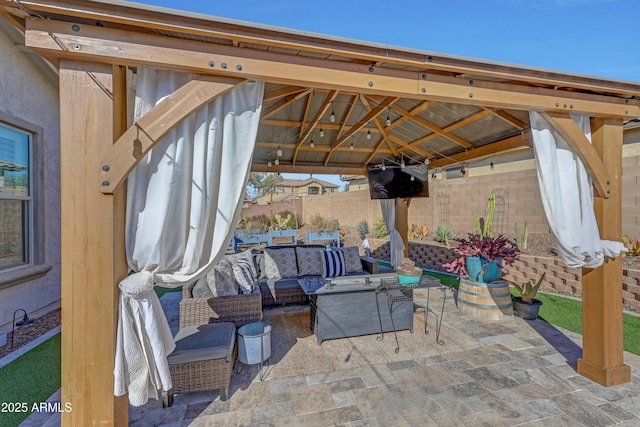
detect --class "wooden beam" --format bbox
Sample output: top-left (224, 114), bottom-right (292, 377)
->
top-left (577, 118), bottom-right (631, 387)
top-left (261, 88), bottom-right (312, 119)
top-left (293, 90), bottom-right (338, 163)
top-left (0, 7), bottom-right (26, 32)
top-left (332, 96), bottom-right (397, 150)
top-left (386, 100), bottom-right (433, 131)
top-left (263, 86), bottom-right (307, 101)
top-left (486, 107), bottom-right (528, 130)
top-left (396, 198), bottom-right (410, 258)
top-left (251, 163), bottom-right (366, 175)
top-left (388, 134), bottom-right (427, 157)
top-left (541, 112), bottom-right (611, 199)
top-left (24, 18), bottom-right (640, 119)
top-left (59, 59), bottom-right (128, 426)
top-left (101, 76), bottom-right (245, 193)
top-left (428, 131), bottom-right (531, 168)
top-left (12, 1), bottom-right (640, 96)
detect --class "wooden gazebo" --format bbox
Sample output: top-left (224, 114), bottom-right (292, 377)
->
top-left (2, 0), bottom-right (640, 424)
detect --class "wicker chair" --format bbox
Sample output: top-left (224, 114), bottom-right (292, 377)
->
top-left (179, 282), bottom-right (262, 328)
top-left (163, 322), bottom-right (237, 407)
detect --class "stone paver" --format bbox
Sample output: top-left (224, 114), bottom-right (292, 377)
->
top-left (22, 289), bottom-right (640, 427)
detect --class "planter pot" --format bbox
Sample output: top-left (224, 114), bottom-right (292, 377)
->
top-left (458, 278), bottom-right (513, 320)
top-left (513, 297), bottom-right (543, 320)
top-left (396, 268), bottom-right (422, 286)
top-left (465, 256), bottom-right (502, 283)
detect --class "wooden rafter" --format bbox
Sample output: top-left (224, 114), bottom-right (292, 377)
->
top-left (360, 95), bottom-right (400, 164)
top-left (442, 109), bottom-right (491, 133)
top-left (428, 131), bottom-right (531, 168)
top-left (385, 100), bottom-right (433, 131)
top-left (486, 107), bottom-right (528, 130)
top-left (292, 90), bottom-right (338, 163)
top-left (260, 88), bottom-right (312, 119)
top-left (297, 89), bottom-right (315, 137)
top-left (24, 18), bottom-right (639, 119)
top-left (323, 95), bottom-right (358, 165)
top-left (101, 76), bottom-right (245, 193)
top-left (263, 86), bottom-right (307, 102)
top-left (251, 163), bottom-right (367, 175)
top-left (367, 95), bottom-right (474, 149)
top-left (256, 141), bottom-right (393, 155)
top-left (541, 112), bottom-right (611, 198)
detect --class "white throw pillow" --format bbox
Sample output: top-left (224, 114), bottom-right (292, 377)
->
top-left (233, 258), bottom-right (257, 294)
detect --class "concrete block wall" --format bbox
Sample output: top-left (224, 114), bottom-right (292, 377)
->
top-left (368, 239), bottom-right (640, 314)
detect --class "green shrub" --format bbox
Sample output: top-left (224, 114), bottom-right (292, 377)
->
top-left (240, 214), bottom-right (270, 233)
top-left (374, 218), bottom-right (388, 238)
top-left (309, 214), bottom-right (340, 232)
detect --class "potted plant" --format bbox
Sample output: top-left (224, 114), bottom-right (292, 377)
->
top-left (507, 273), bottom-right (546, 320)
top-left (443, 234), bottom-right (519, 283)
top-left (396, 257), bottom-right (422, 285)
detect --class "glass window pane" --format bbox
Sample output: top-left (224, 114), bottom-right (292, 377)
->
top-left (0, 199), bottom-right (28, 269)
top-left (0, 125), bottom-right (30, 196)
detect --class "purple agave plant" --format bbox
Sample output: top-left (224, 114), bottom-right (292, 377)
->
top-left (443, 234), bottom-right (520, 278)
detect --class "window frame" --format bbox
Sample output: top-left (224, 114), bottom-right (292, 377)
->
top-left (0, 122), bottom-right (33, 270)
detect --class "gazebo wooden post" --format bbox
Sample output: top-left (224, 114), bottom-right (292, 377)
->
top-left (396, 198), bottom-right (411, 258)
top-left (59, 59), bottom-right (128, 425)
top-left (577, 118), bottom-right (631, 386)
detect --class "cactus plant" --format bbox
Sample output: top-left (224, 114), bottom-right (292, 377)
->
top-left (622, 235), bottom-right (640, 256)
top-left (270, 213), bottom-right (291, 230)
top-left (473, 192), bottom-right (496, 238)
top-left (433, 224), bottom-right (454, 244)
top-left (357, 219), bottom-right (369, 238)
top-left (515, 222), bottom-right (529, 251)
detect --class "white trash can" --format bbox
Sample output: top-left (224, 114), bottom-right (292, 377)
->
top-left (237, 322), bottom-right (271, 365)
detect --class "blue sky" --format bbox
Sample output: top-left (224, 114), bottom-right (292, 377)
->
top-left (134, 0), bottom-right (638, 188)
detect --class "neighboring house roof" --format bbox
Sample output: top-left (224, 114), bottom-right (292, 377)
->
top-left (278, 178), bottom-right (339, 188)
top-left (340, 175), bottom-right (367, 181)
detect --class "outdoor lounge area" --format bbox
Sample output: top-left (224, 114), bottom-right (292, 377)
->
top-left (2, 1), bottom-right (639, 426)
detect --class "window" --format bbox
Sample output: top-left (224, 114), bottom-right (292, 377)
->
top-left (0, 124), bottom-right (31, 270)
top-left (307, 186), bottom-right (319, 195)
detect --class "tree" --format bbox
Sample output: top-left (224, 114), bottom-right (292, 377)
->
top-left (247, 172), bottom-right (283, 197)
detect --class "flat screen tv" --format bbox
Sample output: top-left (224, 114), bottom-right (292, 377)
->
top-left (366, 165), bottom-right (429, 199)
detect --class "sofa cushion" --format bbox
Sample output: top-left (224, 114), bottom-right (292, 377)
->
top-left (233, 258), bottom-right (257, 294)
top-left (168, 323), bottom-right (236, 364)
top-left (264, 247), bottom-right (298, 279)
top-left (295, 246), bottom-right (324, 276)
top-left (191, 276), bottom-right (213, 298)
top-left (206, 258), bottom-right (238, 297)
top-left (335, 246), bottom-right (362, 273)
top-left (322, 250), bottom-right (346, 278)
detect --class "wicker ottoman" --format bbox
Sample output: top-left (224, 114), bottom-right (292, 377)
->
top-left (163, 322), bottom-right (237, 407)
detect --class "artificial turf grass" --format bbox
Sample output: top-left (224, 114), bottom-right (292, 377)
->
top-left (0, 333), bottom-right (61, 427)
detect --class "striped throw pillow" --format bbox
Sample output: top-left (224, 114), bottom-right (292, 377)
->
top-left (322, 250), bottom-right (346, 278)
top-left (233, 258), bottom-right (257, 294)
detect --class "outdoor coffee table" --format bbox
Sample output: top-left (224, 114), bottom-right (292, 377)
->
top-left (298, 273), bottom-right (413, 345)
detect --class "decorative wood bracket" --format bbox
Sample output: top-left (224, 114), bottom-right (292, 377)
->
top-left (100, 76), bottom-right (245, 193)
top-left (541, 112), bottom-right (611, 199)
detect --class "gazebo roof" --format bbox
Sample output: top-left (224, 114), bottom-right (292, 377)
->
top-left (3, 0), bottom-right (639, 179)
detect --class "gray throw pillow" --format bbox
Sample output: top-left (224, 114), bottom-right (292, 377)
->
top-left (226, 249), bottom-right (258, 279)
top-left (191, 276), bottom-right (213, 298)
top-left (206, 258), bottom-right (239, 297)
top-left (296, 246), bottom-right (324, 276)
top-left (336, 246), bottom-right (363, 273)
top-left (263, 247), bottom-right (298, 279)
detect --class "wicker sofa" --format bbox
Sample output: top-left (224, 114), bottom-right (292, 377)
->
top-left (258, 247), bottom-right (379, 306)
top-left (180, 283), bottom-right (262, 328)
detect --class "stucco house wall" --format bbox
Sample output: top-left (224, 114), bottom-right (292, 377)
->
top-left (0, 22), bottom-right (61, 331)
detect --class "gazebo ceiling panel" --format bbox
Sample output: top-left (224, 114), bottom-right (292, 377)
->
top-left (450, 114), bottom-right (519, 145)
top-left (419, 103), bottom-right (485, 129)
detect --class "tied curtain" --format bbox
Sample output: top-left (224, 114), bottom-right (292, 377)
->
top-left (380, 199), bottom-right (405, 267)
top-left (114, 69), bottom-right (264, 406)
top-left (529, 111), bottom-right (626, 269)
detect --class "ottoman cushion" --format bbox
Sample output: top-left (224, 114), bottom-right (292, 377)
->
top-left (168, 322), bottom-right (236, 365)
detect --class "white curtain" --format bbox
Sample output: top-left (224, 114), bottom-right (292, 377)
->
top-left (380, 199), bottom-right (405, 267)
top-left (529, 111), bottom-right (626, 269)
top-left (114, 69), bottom-right (264, 406)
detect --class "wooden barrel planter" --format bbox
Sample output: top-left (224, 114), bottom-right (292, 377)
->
top-left (457, 278), bottom-right (513, 320)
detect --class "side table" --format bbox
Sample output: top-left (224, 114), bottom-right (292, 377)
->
top-left (237, 322), bottom-right (271, 381)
